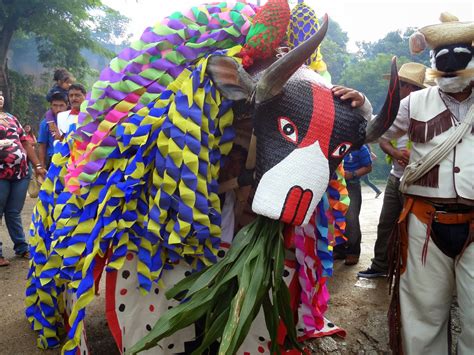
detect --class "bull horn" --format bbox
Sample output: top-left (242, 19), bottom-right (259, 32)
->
top-left (364, 57), bottom-right (400, 143)
top-left (255, 14), bottom-right (329, 104)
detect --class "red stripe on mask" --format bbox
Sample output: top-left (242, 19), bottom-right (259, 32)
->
top-left (298, 84), bottom-right (335, 157)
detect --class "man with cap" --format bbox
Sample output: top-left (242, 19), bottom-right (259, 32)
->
top-left (358, 62), bottom-right (428, 279)
top-left (383, 13), bottom-right (473, 354)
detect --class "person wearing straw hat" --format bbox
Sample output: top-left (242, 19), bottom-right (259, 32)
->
top-left (358, 62), bottom-right (428, 279)
top-left (382, 13), bottom-right (473, 354)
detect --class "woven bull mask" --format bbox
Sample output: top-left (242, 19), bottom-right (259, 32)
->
top-left (208, 16), bottom-right (400, 226)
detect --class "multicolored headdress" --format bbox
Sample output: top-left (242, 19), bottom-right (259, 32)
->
top-left (287, 0), bottom-right (330, 80)
top-left (240, 0), bottom-right (290, 67)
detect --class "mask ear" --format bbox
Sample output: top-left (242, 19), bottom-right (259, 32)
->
top-left (207, 56), bottom-right (255, 101)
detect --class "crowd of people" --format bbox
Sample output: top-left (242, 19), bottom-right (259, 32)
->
top-left (0, 7), bottom-right (472, 355)
top-left (0, 68), bottom-right (85, 266)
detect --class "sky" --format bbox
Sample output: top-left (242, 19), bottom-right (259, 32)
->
top-left (103, 0), bottom-right (473, 52)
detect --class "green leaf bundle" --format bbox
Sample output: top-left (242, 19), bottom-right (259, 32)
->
top-left (127, 216), bottom-right (304, 355)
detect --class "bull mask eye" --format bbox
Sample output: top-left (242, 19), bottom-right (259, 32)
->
top-left (278, 117), bottom-right (299, 144)
top-left (331, 142), bottom-right (352, 158)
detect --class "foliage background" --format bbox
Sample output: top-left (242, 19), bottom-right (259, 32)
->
top-left (0, 0), bottom-right (130, 122)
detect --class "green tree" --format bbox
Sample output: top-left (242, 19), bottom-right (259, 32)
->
top-left (356, 28), bottom-right (431, 65)
top-left (320, 19), bottom-right (350, 83)
top-left (7, 70), bottom-right (45, 125)
top-left (340, 53), bottom-right (413, 113)
top-left (0, 0), bottom-right (128, 112)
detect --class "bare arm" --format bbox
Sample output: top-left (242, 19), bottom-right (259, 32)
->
top-left (38, 143), bottom-right (47, 169)
top-left (344, 165), bottom-right (372, 181)
top-left (379, 138), bottom-right (409, 167)
top-left (381, 96), bottom-right (410, 140)
top-left (23, 140), bottom-right (46, 181)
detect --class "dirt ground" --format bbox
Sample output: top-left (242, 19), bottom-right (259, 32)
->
top-left (0, 185), bottom-right (458, 354)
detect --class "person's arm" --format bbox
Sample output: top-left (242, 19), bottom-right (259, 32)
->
top-left (379, 138), bottom-right (409, 166)
top-left (38, 143), bottom-right (47, 170)
top-left (22, 140), bottom-right (46, 181)
top-left (381, 96), bottom-right (410, 140)
top-left (37, 120), bottom-right (48, 168)
top-left (344, 165), bottom-right (372, 181)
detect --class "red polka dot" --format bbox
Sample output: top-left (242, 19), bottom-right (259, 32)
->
top-left (258, 346), bottom-right (265, 353)
top-left (126, 253), bottom-right (134, 260)
top-left (149, 305), bottom-right (155, 312)
top-left (120, 288), bottom-right (127, 295)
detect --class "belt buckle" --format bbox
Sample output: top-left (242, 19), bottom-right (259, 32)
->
top-left (433, 211), bottom-right (447, 222)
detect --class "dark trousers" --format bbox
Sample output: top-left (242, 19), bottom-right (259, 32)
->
top-left (0, 176), bottom-right (30, 257)
top-left (335, 181), bottom-right (362, 256)
top-left (371, 174), bottom-right (403, 272)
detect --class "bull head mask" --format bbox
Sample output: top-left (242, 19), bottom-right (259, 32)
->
top-left (207, 16), bottom-right (400, 226)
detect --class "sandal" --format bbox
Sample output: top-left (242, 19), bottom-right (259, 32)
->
top-left (0, 257), bottom-right (10, 267)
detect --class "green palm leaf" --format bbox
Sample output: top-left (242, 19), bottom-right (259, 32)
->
top-left (127, 216), bottom-right (304, 355)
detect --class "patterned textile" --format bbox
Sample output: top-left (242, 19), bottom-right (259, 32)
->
top-left (0, 112), bottom-right (29, 180)
top-left (287, 1), bottom-right (327, 74)
top-left (240, 0), bottom-right (290, 67)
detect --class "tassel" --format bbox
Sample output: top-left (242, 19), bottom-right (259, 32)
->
top-left (413, 165), bottom-right (439, 188)
top-left (387, 198), bottom-right (414, 355)
top-left (421, 212), bottom-right (435, 265)
top-left (387, 224), bottom-right (404, 355)
top-left (425, 67), bottom-right (474, 80)
top-left (408, 110), bottom-right (454, 143)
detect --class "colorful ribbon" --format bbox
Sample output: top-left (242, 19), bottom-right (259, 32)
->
top-left (292, 165), bottom-right (349, 334)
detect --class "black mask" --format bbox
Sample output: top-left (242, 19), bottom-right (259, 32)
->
top-left (433, 44), bottom-right (473, 74)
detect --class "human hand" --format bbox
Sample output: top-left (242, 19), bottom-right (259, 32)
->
top-left (34, 166), bottom-right (46, 183)
top-left (53, 132), bottom-right (63, 141)
top-left (392, 148), bottom-right (409, 167)
top-left (332, 86), bottom-right (366, 108)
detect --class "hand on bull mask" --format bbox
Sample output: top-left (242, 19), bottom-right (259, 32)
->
top-left (331, 86), bottom-right (366, 108)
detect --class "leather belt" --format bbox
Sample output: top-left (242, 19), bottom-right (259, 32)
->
top-left (433, 210), bottom-right (474, 224)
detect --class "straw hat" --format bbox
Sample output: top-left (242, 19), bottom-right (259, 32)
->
top-left (413, 13), bottom-right (474, 51)
top-left (383, 62), bottom-right (427, 88)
